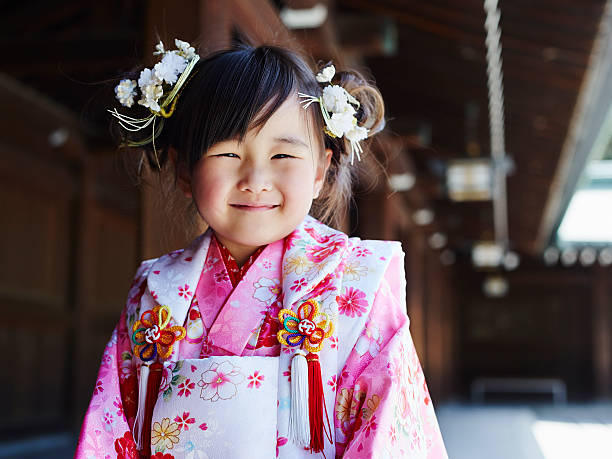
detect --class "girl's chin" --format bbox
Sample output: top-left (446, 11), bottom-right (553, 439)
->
top-left (213, 230), bottom-right (285, 248)
top-left (209, 215), bottom-right (307, 247)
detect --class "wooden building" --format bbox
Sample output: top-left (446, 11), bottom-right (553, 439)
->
top-left (0, 0), bottom-right (611, 442)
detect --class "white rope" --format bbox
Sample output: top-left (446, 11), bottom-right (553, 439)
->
top-left (288, 349), bottom-right (310, 446)
top-left (132, 363), bottom-right (150, 451)
top-left (484, 0), bottom-right (509, 246)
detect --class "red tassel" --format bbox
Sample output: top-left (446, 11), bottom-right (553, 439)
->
top-left (306, 353), bottom-right (332, 454)
top-left (141, 362), bottom-right (163, 458)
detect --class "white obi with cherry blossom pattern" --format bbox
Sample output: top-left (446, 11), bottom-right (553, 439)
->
top-left (151, 356), bottom-right (279, 458)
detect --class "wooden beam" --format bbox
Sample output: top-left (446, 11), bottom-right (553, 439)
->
top-left (282, 0), bottom-right (323, 8)
top-left (535, 4), bottom-right (612, 252)
top-left (341, 0), bottom-right (485, 48)
top-left (230, 0), bottom-right (293, 46)
top-left (336, 13), bottom-right (397, 58)
top-left (291, 20), bottom-right (343, 64)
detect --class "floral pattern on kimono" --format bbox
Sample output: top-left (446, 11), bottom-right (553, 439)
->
top-left (333, 251), bottom-right (446, 458)
top-left (179, 235), bottom-right (279, 361)
top-left (76, 215), bottom-right (447, 458)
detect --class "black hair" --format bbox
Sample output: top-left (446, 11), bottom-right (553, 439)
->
top-left (114, 44), bottom-right (385, 228)
top-left (140, 45), bottom-right (323, 171)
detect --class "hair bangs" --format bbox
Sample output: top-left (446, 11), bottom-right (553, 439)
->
top-left (172, 46), bottom-right (313, 168)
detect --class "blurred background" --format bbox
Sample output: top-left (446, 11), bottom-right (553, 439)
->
top-left (1, 0), bottom-right (612, 457)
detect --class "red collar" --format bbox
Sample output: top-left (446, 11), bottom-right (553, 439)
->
top-left (213, 234), bottom-right (266, 288)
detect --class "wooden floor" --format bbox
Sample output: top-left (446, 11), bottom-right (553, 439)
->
top-left (438, 401), bottom-right (612, 459)
top-left (0, 432), bottom-right (76, 458)
top-left (1, 402), bottom-right (612, 458)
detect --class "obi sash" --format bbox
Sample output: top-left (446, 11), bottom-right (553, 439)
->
top-left (150, 356), bottom-right (279, 458)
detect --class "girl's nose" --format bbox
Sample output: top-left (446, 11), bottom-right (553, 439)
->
top-left (238, 162), bottom-right (272, 194)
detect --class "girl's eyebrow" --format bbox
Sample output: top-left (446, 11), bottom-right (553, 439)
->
top-left (273, 135), bottom-right (309, 149)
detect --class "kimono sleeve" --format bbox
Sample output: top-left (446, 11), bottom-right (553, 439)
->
top-left (75, 260), bottom-right (154, 459)
top-left (334, 251), bottom-right (448, 459)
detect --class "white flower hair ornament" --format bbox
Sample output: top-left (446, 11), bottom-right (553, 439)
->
top-left (109, 39), bottom-right (200, 167)
top-left (299, 65), bottom-right (369, 164)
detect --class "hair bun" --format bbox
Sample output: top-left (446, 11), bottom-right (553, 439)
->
top-left (334, 69), bottom-right (385, 135)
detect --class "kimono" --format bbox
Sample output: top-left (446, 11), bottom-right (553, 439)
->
top-left (76, 215), bottom-right (447, 458)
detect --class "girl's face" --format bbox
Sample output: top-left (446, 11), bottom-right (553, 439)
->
top-left (180, 94), bottom-right (332, 264)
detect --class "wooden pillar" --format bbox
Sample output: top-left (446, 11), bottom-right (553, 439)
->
top-left (442, 265), bottom-right (457, 400)
top-left (425, 248), bottom-right (444, 399)
top-left (199, 0), bottom-right (232, 51)
top-left (593, 265), bottom-right (612, 398)
top-left (424, 249), bottom-right (456, 401)
top-left (71, 156), bottom-right (96, 423)
top-left (407, 229), bottom-right (427, 367)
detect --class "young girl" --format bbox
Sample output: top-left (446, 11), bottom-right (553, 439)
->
top-left (76, 40), bottom-right (447, 459)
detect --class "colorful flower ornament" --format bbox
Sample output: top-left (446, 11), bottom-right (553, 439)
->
top-left (278, 299), bottom-right (335, 453)
top-left (298, 64), bottom-right (369, 165)
top-left (277, 299), bottom-right (334, 353)
top-left (131, 305), bottom-right (186, 362)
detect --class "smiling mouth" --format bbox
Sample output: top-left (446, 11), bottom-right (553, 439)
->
top-left (230, 204), bottom-right (279, 211)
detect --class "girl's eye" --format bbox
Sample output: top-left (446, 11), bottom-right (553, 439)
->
top-left (216, 153), bottom-right (239, 158)
top-left (273, 154), bottom-right (294, 159)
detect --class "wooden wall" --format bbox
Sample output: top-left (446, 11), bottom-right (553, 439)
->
top-left (0, 76), bottom-right (140, 435)
top-left (456, 263), bottom-right (612, 399)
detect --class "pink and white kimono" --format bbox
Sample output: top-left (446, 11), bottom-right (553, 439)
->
top-left (76, 215), bottom-right (447, 458)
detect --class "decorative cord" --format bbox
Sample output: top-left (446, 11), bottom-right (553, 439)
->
top-left (484, 0), bottom-right (510, 247)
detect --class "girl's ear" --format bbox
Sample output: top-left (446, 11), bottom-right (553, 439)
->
top-left (314, 148), bottom-right (333, 199)
top-left (169, 147), bottom-right (192, 198)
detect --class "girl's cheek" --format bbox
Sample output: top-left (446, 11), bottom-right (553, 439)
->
top-left (200, 180), bottom-right (226, 204)
top-left (283, 161), bottom-right (315, 180)
top-left (193, 169), bottom-right (228, 203)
